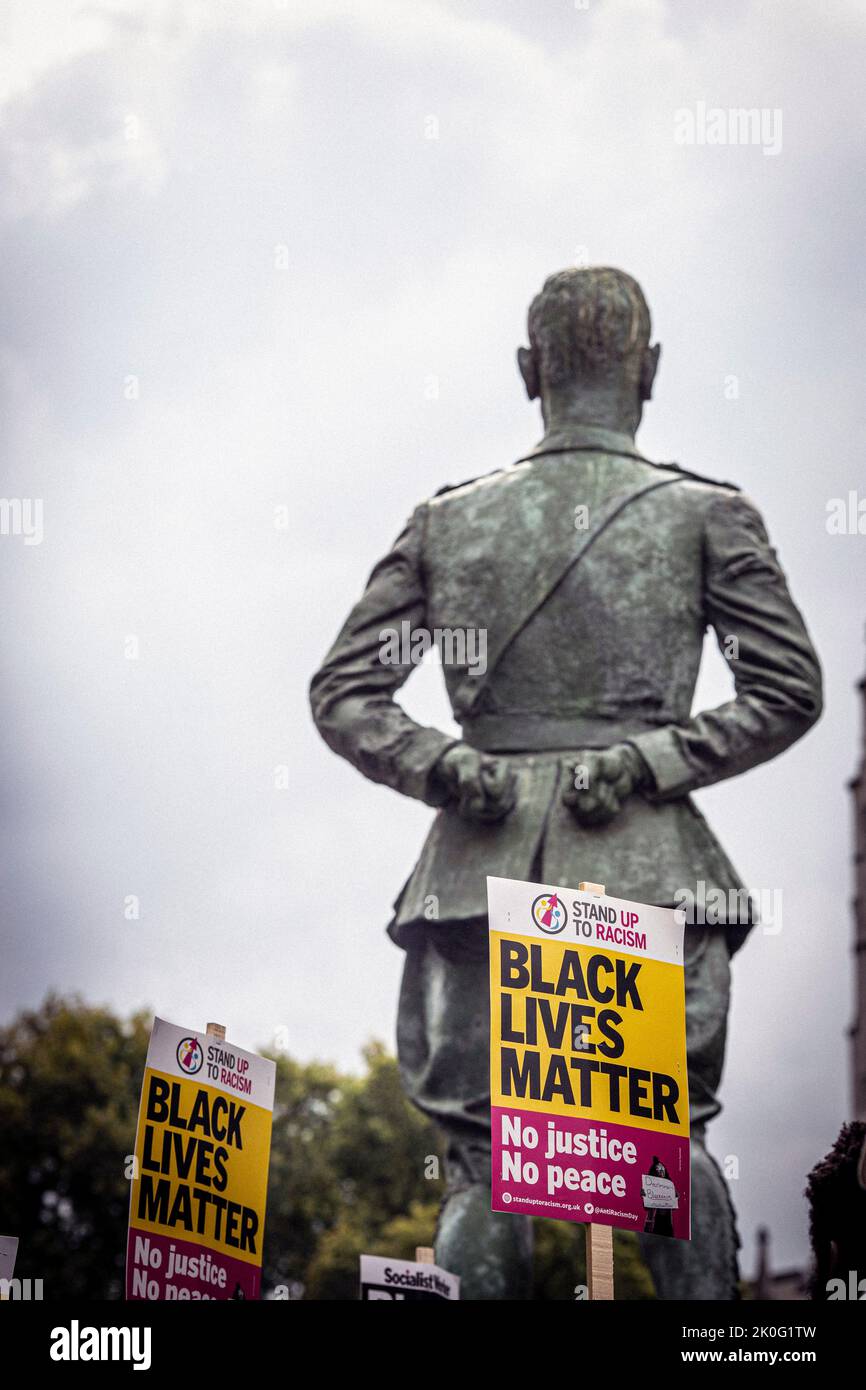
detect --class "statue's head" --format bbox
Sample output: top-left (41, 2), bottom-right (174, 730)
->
top-left (518, 267), bottom-right (660, 431)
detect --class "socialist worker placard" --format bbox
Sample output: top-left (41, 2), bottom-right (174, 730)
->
top-left (126, 1018), bottom-right (276, 1299)
top-left (488, 876), bottom-right (690, 1239)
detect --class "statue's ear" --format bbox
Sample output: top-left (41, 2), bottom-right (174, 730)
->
top-left (640, 342), bottom-right (661, 401)
top-left (517, 346), bottom-right (540, 401)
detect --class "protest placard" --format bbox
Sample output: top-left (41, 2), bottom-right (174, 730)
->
top-left (488, 875), bottom-right (690, 1240)
top-left (126, 1018), bottom-right (276, 1300)
top-left (642, 1174), bottom-right (679, 1209)
top-left (359, 1254), bottom-right (460, 1300)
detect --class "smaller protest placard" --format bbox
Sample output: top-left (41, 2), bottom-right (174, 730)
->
top-left (359, 1255), bottom-right (460, 1301)
top-left (126, 1018), bottom-right (276, 1300)
top-left (642, 1174), bottom-right (679, 1209)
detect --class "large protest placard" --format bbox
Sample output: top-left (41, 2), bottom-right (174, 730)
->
top-left (488, 876), bottom-right (689, 1239)
top-left (359, 1255), bottom-right (460, 1300)
top-left (126, 1018), bottom-right (276, 1300)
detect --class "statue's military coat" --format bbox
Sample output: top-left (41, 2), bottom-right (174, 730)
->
top-left (310, 425), bottom-right (822, 949)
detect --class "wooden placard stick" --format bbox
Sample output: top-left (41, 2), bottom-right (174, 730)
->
top-left (206, 1022), bottom-right (226, 1041)
top-left (415, 1246), bottom-right (435, 1264)
top-left (578, 882), bottom-right (614, 1301)
top-left (585, 1223), bottom-right (614, 1301)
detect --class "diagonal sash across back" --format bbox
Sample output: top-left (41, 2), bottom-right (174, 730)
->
top-left (452, 471), bottom-right (687, 722)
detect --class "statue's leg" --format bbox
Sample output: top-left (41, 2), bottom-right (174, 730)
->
top-left (395, 921), bottom-right (534, 1299)
top-left (639, 926), bottom-right (741, 1299)
top-left (435, 1173), bottom-right (533, 1301)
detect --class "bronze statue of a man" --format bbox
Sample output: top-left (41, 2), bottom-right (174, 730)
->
top-left (310, 267), bottom-right (822, 1299)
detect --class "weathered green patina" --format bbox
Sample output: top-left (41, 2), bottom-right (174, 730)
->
top-left (310, 268), bottom-right (822, 1299)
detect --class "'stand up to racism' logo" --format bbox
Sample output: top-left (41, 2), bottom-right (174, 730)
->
top-left (531, 892), bottom-right (568, 935)
top-left (176, 1036), bottom-right (204, 1075)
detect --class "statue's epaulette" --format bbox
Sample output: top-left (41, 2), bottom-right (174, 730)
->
top-left (432, 459), bottom-right (741, 499)
top-left (430, 466), bottom-right (510, 501)
top-left (651, 460), bottom-right (741, 492)
top-left (433, 479), bottom-right (476, 497)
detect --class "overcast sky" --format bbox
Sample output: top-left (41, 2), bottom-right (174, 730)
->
top-left (1, 0), bottom-right (864, 1277)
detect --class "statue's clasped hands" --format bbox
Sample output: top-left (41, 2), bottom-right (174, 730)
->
top-left (433, 741), bottom-right (649, 828)
top-left (433, 745), bottom-right (518, 824)
top-left (562, 744), bottom-right (649, 827)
